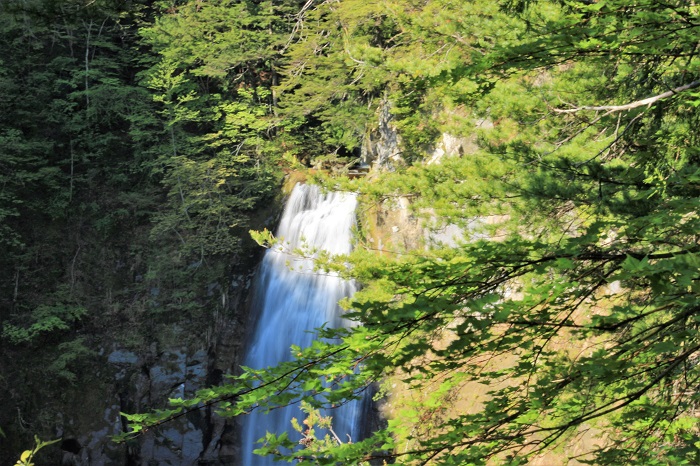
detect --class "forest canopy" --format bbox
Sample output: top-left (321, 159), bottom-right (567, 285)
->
top-left (2, 0), bottom-right (699, 464)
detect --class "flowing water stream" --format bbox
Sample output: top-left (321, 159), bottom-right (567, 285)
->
top-left (239, 183), bottom-right (363, 465)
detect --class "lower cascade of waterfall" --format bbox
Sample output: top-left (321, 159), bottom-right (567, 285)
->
top-left (240, 183), bottom-right (366, 465)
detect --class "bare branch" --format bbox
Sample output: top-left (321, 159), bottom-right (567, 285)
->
top-left (554, 79), bottom-right (700, 114)
top-left (280, 0), bottom-right (315, 54)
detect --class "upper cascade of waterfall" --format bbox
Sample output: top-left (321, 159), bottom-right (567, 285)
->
top-left (274, 183), bottom-right (357, 257)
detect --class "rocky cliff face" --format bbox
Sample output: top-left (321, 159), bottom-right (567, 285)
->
top-left (54, 268), bottom-right (257, 466)
top-left (22, 201), bottom-right (286, 466)
top-left (361, 101), bottom-right (402, 172)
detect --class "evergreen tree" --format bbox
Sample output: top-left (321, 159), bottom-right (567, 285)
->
top-left (138, 0), bottom-right (294, 258)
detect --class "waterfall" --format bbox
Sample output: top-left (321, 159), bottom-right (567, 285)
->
top-left (240, 183), bottom-right (362, 465)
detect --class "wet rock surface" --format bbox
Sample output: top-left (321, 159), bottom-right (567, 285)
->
top-left (54, 271), bottom-right (253, 466)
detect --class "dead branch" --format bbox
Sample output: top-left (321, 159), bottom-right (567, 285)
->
top-left (554, 79), bottom-right (700, 114)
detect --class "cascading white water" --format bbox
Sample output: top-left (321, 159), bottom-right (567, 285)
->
top-left (240, 183), bottom-right (362, 465)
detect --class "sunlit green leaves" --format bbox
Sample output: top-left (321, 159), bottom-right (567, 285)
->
top-left (13, 436), bottom-right (60, 466)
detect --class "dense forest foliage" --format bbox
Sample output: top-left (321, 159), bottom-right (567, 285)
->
top-left (2, 0), bottom-right (699, 464)
top-left (0, 0), bottom-right (291, 460)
